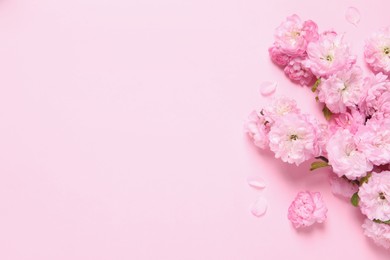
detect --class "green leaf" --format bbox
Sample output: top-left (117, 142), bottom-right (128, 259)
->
top-left (373, 219), bottom-right (390, 224)
top-left (311, 78), bottom-right (321, 92)
top-left (351, 192), bottom-right (359, 207)
top-left (322, 106), bottom-right (333, 121)
top-left (310, 161), bottom-right (329, 171)
top-left (359, 173), bottom-right (372, 186)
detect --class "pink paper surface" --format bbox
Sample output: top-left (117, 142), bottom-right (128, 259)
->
top-left (0, 0), bottom-right (389, 259)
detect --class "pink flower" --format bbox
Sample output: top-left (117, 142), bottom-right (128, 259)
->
top-left (363, 219), bottom-right (390, 250)
top-left (269, 45), bottom-right (291, 66)
top-left (359, 171), bottom-right (390, 221)
top-left (326, 129), bottom-right (372, 180)
top-left (284, 56), bottom-right (315, 86)
top-left (329, 173), bottom-right (359, 199)
top-left (328, 109), bottom-right (365, 134)
top-left (317, 66), bottom-right (365, 113)
top-left (262, 96), bottom-right (300, 124)
top-left (274, 14), bottom-right (319, 56)
top-left (268, 113), bottom-right (321, 165)
top-left (359, 73), bottom-right (390, 120)
top-left (364, 27), bottom-right (390, 75)
top-left (244, 110), bottom-right (270, 149)
top-left (356, 119), bottom-right (390, 166)
top-left (288, 191), bottom-right (327, 228)
top-left (303, 32), bottom-right (356, 77)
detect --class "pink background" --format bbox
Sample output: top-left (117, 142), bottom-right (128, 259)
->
top-left (0, 0), bottom-right (389, 259)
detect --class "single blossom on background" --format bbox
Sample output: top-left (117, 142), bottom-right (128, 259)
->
top-left (274, 14), bottom-right (319, 56)
top-left (328, 173), bottom-right (359, 199)
top-left (303, 32), bottom-right (356, 77)
top-left (326, 129), bottom-right (373, 180)
top-left (317, 66), bottom-right (365, 113)
top-left (288, 191), bottom-right (327, 228)
top-left (268, 113), bottom-right (321, 165)
top-left (284, 56), bottom-right (315, 86)
top-left (364, 27), bottom-right (390, 75)
top-left (358, 171), bottom-right (390, 221)
top-left (362, 218), bottom-right (390, 249)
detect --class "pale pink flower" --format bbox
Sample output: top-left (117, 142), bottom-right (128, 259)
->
top-left (274, 14), bottom-right (319, 56)
top-left (329, 109), bottom-right (365, 134)
top-left (304, 32), bottom-right (356, 77)
top-left (269, 45), bottom-right (291, 66)
top-left (288, 191), bottom-right (327, 228)
top-left (284, 56), bottom-right (315, 86)
top-left (359, 171), bottom-right (390, 221)
top-left (356, 119), bottom-right (390, 166)
top-left (326, 129), bottom-right (372, 180)
top-left (317, 66), bottom-right (365, 113)
top-left (244, 110), bottom-right (270, 149)
top-left (329, 173), bottom-right (358, 199)
top-left (359, 73), bottom-right (390, 119)
top-left (268, 113), bottom-right (321, 165)
top-left (364, 27), bottom-right (390, 74)
top-left (363, 218), bottom-right (390, 250)
top-left (262, 96), bottom-right (300, 124)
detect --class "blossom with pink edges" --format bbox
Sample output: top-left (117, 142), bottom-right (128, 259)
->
top-left (326, 129), bottom-right (372, 180)
top-left (274, 14), bottom-right (319, 56)
top-left (284, 56), bottom-right (315, 86)
top-left (268, 113), bottom-right (321, 165)
top-left (358, 171), bottom-right (390, 221)
top-left (317, 66), bottom-right (365, 113)
top-left (304, 32), bottom-right (356, 77)
top-left (364, 27), bottom-right (390, 75)
top-left (288, 191), bottom-right (327, 228)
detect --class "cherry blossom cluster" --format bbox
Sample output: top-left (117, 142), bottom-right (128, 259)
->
top-left (246, 14), bottom-right (390, 249)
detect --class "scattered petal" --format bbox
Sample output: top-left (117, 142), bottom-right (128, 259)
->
top-left (260, 81), bottom-right (277, 96)
top-left (345, 7), bottom-right (360, 26)
top-left (247, 176), bottom-right (266, 189)
top-left (251, 197), bottom-right (268, 217)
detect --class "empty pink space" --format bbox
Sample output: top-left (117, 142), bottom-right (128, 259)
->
top-left (0, 0), bottom-right (389, 259)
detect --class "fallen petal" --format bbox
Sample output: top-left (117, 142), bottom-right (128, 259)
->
top-left (251, 197), bottom-right (268, 217)
top-left (345, 6), bottom-right (360, 26)
top-left (247, 176), bottom-right (266, 189)
top-left (260, 81), bottom-right (277, 96)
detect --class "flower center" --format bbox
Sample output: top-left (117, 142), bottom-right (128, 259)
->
top-left (379, 192), bottom-right (387, 200)
top-left (384, 47), bottom-right (390, 56)
top-left (326, 55), bottom-right (333, 62)
top-left (290, 134), bottom-right (299, 140)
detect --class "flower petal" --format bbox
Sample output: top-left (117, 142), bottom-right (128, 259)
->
top-left (247, 176), bottom-right (266, 189)
top-left (260, 81), bottom-right (277, 96)
top-left (345, 6), bottom-right (360, 26)
top-left (251, 197), bottom-right (268, 217)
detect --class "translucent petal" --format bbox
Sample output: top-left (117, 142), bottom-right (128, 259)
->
top-left (345, 7), bottom-right (360, 26)
top-left (251, 197), bottom-right (268, 217)
top-left (247, 176), bottom-right (266, 190)
top-left (260, 81), bottom-right (277, 96)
